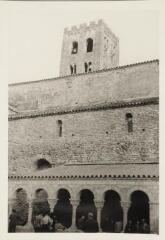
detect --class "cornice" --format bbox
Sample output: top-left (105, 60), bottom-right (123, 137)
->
top-left (8, 175), bottom-right (159, 181)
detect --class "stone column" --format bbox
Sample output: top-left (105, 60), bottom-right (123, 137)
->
top-left (95, 202), bottom-right (104, 232)
top-left (121, 201), bottom-right (130, 232)
top-left (70, 200), bottom-right (79, 232)
top-left (25, 199), bottom-right (34, 232)
top-left (48, 198), bottom-right (57, 213)
top-left (8, 198), bottom-right (13, 217)
top-left (149, 202), bottom-right (159, 234)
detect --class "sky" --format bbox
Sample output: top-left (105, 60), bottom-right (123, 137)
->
top-left (7, 2), bottom-right (159, 84)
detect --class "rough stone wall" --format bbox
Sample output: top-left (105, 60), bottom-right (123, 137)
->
top-left (59, 20), bottom-right (119, 76)
top-left (8, 104), bottom-right (158, 175)
top-left (9, 61), bottom-right (159, 113)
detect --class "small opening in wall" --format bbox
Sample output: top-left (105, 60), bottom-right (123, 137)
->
top-left (84, 62), bottom-right (92, 73)
top-left (142, 129), bottom-right (145, 132)
top-left (126, 113), bottom-right (133, 133)
top-left (70, 64), bottom-right (76, 75)
top-left (36, 159), bottom-right (52, 170)
top-left (106, 131), bottom-right (109, 134)
top-left (86, 38), bottom-right (93, 52)
top-left (71, 41), bottom-right (78, 54)
top-left (58, 120), bottom-right (62, 137)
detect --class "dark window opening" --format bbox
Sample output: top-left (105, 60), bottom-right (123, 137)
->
top-left (70, 65), bottom-right (74, 74)
top-left (70, 64), bottom-right (76, 75)
top-left (126, 113), bottom-right (133, 133)
top-left (71, 41), bottom-right (78, 54)
top-left (84, 62), bottom-right (92, 73)
top-left (86, 38), bottom-right (93, 52)
top-left (58, 120), bottom-right (62, 137)
top-left (84, 62), bottom-right (88, 73)
top-left (36, 159), bottom-right (52, 170)
top-left (88, 62), bottom-right (92, 72)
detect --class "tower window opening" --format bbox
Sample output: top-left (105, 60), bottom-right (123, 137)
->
top-left (58, 120), bottom-right (63, 137)
top-left (70, 64), bottom-right (76, 75)
top-left (126, 113), bottom-right (133, 133)
top-left (71, 41), bottom-right (78, 54)
top-left (88, 62), bottom-right (92, 72)
top-left (84, 62), bottom-right (88, 73)
top-left (84, 62), bottom-right (92, 73)
top-left (86, 38), bottom-right (93, 52)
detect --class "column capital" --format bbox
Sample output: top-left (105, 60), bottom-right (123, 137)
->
top-left (121, 201), bottom-right (130, 208)
top-left (149, 202), bottom-right (158, 206)
top-left (95, 201), bottom-right (104, 209)
top-left (70, 199), bottom-right (79, 206)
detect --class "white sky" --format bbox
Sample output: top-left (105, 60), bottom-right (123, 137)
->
top-left (7, 3), bottom-right (159, 83)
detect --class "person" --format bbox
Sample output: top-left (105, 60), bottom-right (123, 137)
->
top-left (77, 215), bottom-right (85, 231)
top-left (40, 213), bottom-right (53, 232)
top-left (140, 219), bottom-right (150, 234)
top-left (8, 209), bottom-right (17, 233)
top-left (114, 220), bottom-right (123, 233)
top-left (54, 219), bottom-right (66, 232)
top-left (33, 214), bottom-right (43, 232)
top-left (135, 220), bottom-right (141, 233)
top-left (102, 216), bottom-right (114, 232)
top-left (84, 212), bottom-right (99, 233)
top-left (124, 220), bottom-right (133, 233)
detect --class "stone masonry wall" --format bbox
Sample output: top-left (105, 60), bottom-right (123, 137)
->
top-left (9, 104), bottom-right (158, 175)
top-left (9, 61), bottom-right (159, 113)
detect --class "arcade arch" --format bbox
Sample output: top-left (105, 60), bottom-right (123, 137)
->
top-left (101, 190), bottom-right (123, 232)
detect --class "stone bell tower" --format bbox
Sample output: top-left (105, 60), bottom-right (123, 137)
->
top-left (59, 19), bottom-right (119, 76)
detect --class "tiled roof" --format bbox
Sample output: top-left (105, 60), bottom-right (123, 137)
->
top-left (8, 97), bottom-right (159, 120)
top-left (9, 163), bottom-right (159, 180)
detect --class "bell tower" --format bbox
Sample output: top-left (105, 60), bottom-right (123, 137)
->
top-left (59, 19), bottom-right (119, 76)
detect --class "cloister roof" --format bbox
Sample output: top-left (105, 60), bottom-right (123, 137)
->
top-left (9, 163), bottom-right (159, 180)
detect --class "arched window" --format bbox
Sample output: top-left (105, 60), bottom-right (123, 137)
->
top-left (36, 159), bottom-right (52, 170)
top-left (86, 38), bottom-right (93, 52)
top-left (71, 41), bottom-right (78, 54)
top-left (126, 113), bottom-right (133, 133)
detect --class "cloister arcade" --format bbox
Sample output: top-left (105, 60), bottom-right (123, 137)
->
top-left (8, 179), bottom-right (159, 233)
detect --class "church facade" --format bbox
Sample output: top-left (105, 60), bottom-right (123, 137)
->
top-left (8, 20), bottom-right (159, 233)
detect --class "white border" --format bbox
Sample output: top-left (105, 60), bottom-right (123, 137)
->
top-left (1, 0), bottom-right (164, 240)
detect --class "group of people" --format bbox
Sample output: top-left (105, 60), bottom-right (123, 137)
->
top-left (9, 208), bottom-right (150, 234)
top-left (124, 219), bottom-right (150, 233)
top-left (101, 216), bottom-right (122, 232)
top-left (32, 212), bottom-right (69, 232)
top-left (33, 211), bottom-right (99, 232)
top-left (77, 212), bottom-right (99, 232)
